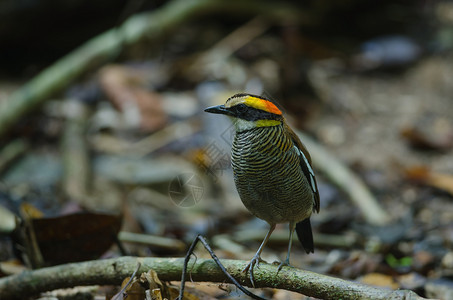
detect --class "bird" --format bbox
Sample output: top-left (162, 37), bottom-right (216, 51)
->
top-left (204, 93), bottom-right (320, 286)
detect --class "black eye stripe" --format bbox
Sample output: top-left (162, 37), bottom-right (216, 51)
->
top-left (228, 104), bottom-right (283, 121)
top-left (235, 103), bottom-right (248, 113)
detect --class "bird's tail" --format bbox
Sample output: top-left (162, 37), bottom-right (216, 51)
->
top-left (295, 218), bottom-right (314, 254)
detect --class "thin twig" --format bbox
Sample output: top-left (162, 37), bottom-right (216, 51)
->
top-left (178, 234), bottom-right (265, 300)
top-left (112, 262), bottom-right (141, 300)
top-left (177, 234), bottom-right (198, 299)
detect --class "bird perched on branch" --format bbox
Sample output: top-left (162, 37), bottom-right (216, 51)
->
top-left (205, 93), bottom-right (320, 286)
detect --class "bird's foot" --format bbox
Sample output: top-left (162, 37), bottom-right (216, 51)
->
top-left (276, 258), bottom-right (293, 273)
top-left (242, 255), bottom-right (265, 287)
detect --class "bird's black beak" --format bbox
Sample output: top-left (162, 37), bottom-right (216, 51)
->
top-left (204, 104), bottom-right (234, 116)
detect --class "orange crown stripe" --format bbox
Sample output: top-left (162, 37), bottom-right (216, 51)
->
top-left (245, 96), bottom-right (282, 115)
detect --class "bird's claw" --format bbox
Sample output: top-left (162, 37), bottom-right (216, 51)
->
top-left (276, 258), bottom-right (293, 273)
top-left (242, 256), bottom-right (265, 287)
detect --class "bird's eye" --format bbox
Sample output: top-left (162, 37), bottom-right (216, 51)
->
top-left (235, 104), bottom-right (248, 113)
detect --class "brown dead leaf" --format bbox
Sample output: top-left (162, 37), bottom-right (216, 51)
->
top-left (138, 269), bottom-right (203, 300)
top-left (0, 259), bottom-right (27, 276)
top-left (412, 250), bottom-right (436, 275)
top-left (140, 269), bottom-right (168, 299)
top-left (119, 276), bottom-right (145, 300)
top-left (99, 65), bottom-right (167, 132)
top-left (166, 281), bottom-right (220, 300)
top-left (405, 166), bottom-right (453, 196)
top-left (426, 172), bottom-right (453, 196)
top-left (397, 272), bottom-right (427, 290)
top-left (20, 202), bottom-right (44, 219)
top-left (13, 212), bottom-right (122, 268)
top-left (359, 273), bottom-right (399, 289)
top-left (273, 289), bottom-right (309, 300)
top-left (401, 127), bottom-right (452, 152)
top-left (329, 251), bottom-right (381, 278)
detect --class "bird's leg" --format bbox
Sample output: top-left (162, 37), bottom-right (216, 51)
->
top-left (243, 223), bottom-right (276, 287)
top-left (277, 221), bottom-right (296, 272)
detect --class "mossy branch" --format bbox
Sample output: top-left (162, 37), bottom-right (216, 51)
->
top-left (0, 256), bottom-right (425, 300)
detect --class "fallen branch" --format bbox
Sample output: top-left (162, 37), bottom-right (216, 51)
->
top-left (297, 130), bottom-right (391, 225)
top-left (61, 100), bottom-right (90, 206)
top-left (0, 256), bottom-right (425, 300)
top-left (0, 0), bottom-right (310, 138)
top-left (118, 231), bottom-right (186, 252)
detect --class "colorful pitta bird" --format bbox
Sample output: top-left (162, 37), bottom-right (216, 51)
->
top-left (205, 93), bottom-right (320, 286)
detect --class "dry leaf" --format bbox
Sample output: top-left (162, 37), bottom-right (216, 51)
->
top-left (405, 166), bottom-right (453, 196)
top-left (359, 272), bottom-right (399, 289)
top-left (13, 212), bottom-right (122, 268)
top-left (401, 127), bottom-right (452, 152)
top-left (98, 65), bottom-right (167, 132)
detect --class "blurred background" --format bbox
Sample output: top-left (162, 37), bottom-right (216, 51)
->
top-left (0, 0), bottom-right (453, 299)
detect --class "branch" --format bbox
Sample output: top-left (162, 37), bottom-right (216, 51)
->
top-left (0, 0), bottom-right (310, 138)
top-left (61, 100), bottom-right (90, 206)
top-left (296, 130), bottom-right (391, 225)
top-left (0, 256), bottom-right (425, 300)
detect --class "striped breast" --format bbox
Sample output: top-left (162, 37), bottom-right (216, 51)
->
top-left (231, 124), bottom-right (314, 224)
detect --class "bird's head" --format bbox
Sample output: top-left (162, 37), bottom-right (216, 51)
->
top-left (204, 93), bottom-right (284, 132)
